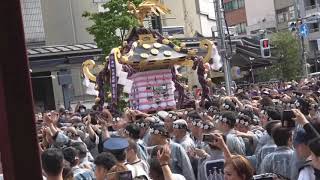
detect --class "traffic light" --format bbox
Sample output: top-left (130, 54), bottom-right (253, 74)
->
top-left (260, 38), bottom-right (271, 58)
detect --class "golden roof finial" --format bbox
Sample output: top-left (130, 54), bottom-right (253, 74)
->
top-left (128, 0), bottom-right (171, 26)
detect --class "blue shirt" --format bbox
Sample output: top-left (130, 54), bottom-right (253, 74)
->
top-left (260, 146), bottom-right (294, 179)
top-left (256, 140), bottom-right (277, 172)
top-left (169, 141), bottom-right (196, 180)
top-left (225, 129), bottom-right (246, 155)
top-left (173, 133), bottom-right (195, 151)
top-left (72, 166), bottom-right (94, 180)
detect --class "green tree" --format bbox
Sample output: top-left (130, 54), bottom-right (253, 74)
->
top-left (256, 31), bottom-right (301, 81)
top-left (83, 0), bottom-right (143, 54)
top-left (83, 0), bottom-right (143, 112)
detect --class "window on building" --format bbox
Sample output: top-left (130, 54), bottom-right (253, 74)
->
top-left (232, 0), bottom-right (239, 9)
top-left (225, 2), bottom-right (232, 11)
top-left (277, 8), bottom-right (289, 23)
top-left (311, 23), bottom-right (319, 32)
top-left (277, 13), bottom-right (284, 23)
top-left (236, 22), bottom-right (247, 34)
top-left (238, 0), bottom-right (245, 8)
top-left (309, 40), bottom-right (319, 53)
top-left (224, 0), bottom-right (244, 11)
top-left (288, 6), bottom-right (295, 20)
top-left (240, 22), bottom-right (247, 33)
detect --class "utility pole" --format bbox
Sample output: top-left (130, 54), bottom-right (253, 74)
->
top-left (301, 36), bottom-right (308, 77)
top-left (214, 0), bottom-right (232, 95)
top-left (293, 0), bottom-right (308, 77)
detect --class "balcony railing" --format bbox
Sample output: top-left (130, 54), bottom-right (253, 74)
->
top-left (305, 4), bottom-right (320, 17)
top-left (305, 4), bottom-right (320, 10)
top-left (309, 27), bottom-right (320, 33)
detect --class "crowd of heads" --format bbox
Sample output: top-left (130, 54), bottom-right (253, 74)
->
top-left (28, 78), bottom-right (320, 180)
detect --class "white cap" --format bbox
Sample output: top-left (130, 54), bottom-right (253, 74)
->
top-left (157, 111), bottom-right (169, 120)
top-left (173, 119), bottom-right (187, 126)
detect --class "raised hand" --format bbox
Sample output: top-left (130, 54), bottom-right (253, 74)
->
top-left (212, 133), bottom-right (226, 150)
top-left (85, 115), bottom-right (91, 126)
top-left (292, 109), bottom-right (309, 125)
top-left (44, 113), bottom-right (53, 125)
top-left (194, 148), bottom-right (209, 158)
top-left (157, 144), bottom-right (171, 165)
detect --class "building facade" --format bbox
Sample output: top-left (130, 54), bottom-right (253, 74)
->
top-left (245, 0), bottom-right (277, 35)
top-left (274, 0), bottom-right (295, 32)
top-left (40, 0), bottom-right (99, 46)
top-left (21, 0), bottom-right (102, 111)
top-left (299, 0), bottom-right (320, 63)
top-left (223, 0), bottom-right (247, 35)
top-left (162, 0), bottom-right (217, 37)
top-left (20, 0), bottom-right (46, 47)
top-left (21, 0), bottom-right (219, 111)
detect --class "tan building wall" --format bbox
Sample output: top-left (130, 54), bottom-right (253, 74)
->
top-left (162, 0), bottom-right (215, 37)
top-left (41, 0), bottom-right (97, 45)
top-left (225, 8), bottom-right (247, 26)
top-left (245, 0), bottom-right (276, 34)
top-left (274, 0), bottom-right (294, 10)
top-left (162, 0), bottom-right (200, 37)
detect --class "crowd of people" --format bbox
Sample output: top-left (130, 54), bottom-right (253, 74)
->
top-left (4, 78), bottom-right (320, 180)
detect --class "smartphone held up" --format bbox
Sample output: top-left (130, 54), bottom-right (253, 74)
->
top-left (281, 110), bottom-right (296, 128)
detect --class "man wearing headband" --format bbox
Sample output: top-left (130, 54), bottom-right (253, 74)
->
top-left (189, 118), bottom-right (205, 148)
top-left (236, 114), bottom-right (257, 154)
top-left (135, 118), bottom-right (152, 146)
top-left (201, 121), bottom-right (215, 134)
top-left (124, 123), bottom-right (148, 162)
top-left (149, 123), bottom-right (196, 180)
top-left (164, 111), bottom-right (178, 136)
top-left (172, 119), bottom-right (195, 151)
top-left (216, 111), bottom-right (245, 155)
top-left (221, 100), bottom-right (236, 112)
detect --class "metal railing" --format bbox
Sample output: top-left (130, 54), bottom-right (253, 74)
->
top-left (309, 27), bottom-right (320, 33)
top-left (305, 4), bottom-right (320, 11)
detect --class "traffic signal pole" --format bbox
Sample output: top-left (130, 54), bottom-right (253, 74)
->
top-left (293, 0), bottom-right (308, 77)
top-left (301, 36), bottom-right (308, 77)
top-left (214, 0), bottom-right (232, 95)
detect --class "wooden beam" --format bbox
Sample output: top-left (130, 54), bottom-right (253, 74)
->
top-left (0, 0), bottom-right (43, 179)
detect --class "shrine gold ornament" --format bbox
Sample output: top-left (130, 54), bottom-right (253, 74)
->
top-left (127, 0), bottom-right (171, 26)
top-left (81, 0), bottom-right (217, 112)
top-left (82, 59), bottom-right (96, 82)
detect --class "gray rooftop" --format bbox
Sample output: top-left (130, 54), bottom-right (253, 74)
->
top-left (27, 43), bottom-right (100, 58)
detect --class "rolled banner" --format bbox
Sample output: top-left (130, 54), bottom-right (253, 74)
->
top-left (116, 61), bottom-right (123, 77)
top-left (109, 53), bottom-right (118, 105)
top-left (82, 75), bottom-right (98, 96)
top-left (118, 71), bottom-right (128, 86)
top-left (123, 79), bottom-right (133, 94)
top-left (210, 46), bottom-right (222, 71)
